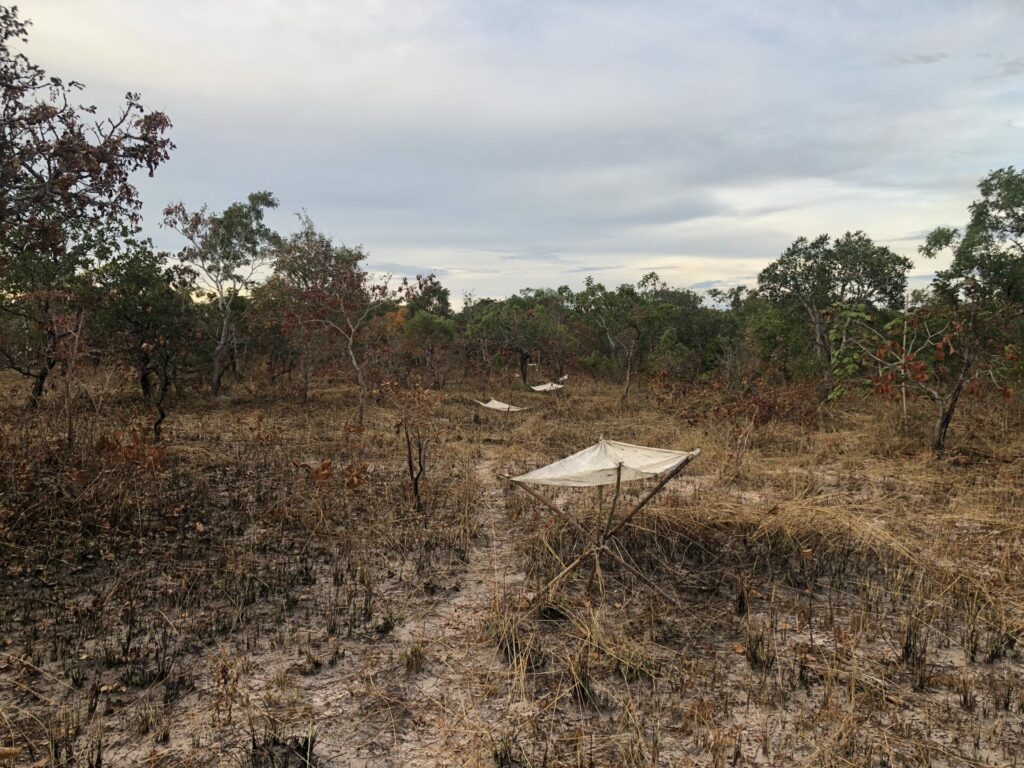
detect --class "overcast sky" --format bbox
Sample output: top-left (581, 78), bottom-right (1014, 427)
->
top-left (20, 0), bottom-right (1024, 300)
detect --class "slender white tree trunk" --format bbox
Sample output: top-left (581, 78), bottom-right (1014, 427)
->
top-left (348, 335), bottom-right (366, 425)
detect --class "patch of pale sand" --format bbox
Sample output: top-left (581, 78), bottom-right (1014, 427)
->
top-left (293, 446), bottom-right (527, 766)
top-left (90, 446), bottom-right (524, 767)
top-left (385, 449), bottom-right (527, 765)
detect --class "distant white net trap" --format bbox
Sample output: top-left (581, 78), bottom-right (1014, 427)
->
top-left (530, 382), bottom-right (564, 392)
top-left (503, 438), bottom-right (701, 606)
top-left (474, 398), bottom-right (527, 412)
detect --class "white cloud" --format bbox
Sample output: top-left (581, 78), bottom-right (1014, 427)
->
top-left (17, 0), bottom-right (1024, 298)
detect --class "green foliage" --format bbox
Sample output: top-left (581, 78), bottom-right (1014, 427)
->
top-left (0, 5), bottom-right (173, 405)
top-left (163, 192), bottom-right (280, 306)
top-left (924, 167), bottom-right (1024, 304)
top-left (88, 237), bottom-right (196, 437)
top-left (708, 287), bottom-right (814, 390)
top-left (835, 292), bottom-right (1023, 452)
top-left (759, 232), bottom-right (910, 313)
top-left (465, 288), bottom-right (577, 381)
top-left (162, 192), bottom-right (280, 394)
top-left (405, 309), bottom-right (455, 344)
top-left (90, 237), bottom-right (196, 385)
top-left (758, 231), bottom-right (912, 384)
top-left (1, 9), bottom-right (1020, 466)
top-left (579, 349), bottom-right (616, 378)
top-left (397, 310), bottom-right (457, 387)
top-left (406, 275), bottom-right (452, 317)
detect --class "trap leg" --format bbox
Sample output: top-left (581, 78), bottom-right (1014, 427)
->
top-left (529, 452), bottom-right (699, 606)
top-left (502, 476), bottom-right (592, 541)
top-left (602, 543), bottom-right (680, 607)
top-left (503, 450), bottom-right (700, 611)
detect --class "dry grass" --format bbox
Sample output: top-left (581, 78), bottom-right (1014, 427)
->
top-left (493, 383), bottom-right (1024, 766)
top-left (1, 370), bottom-right (1023, 766)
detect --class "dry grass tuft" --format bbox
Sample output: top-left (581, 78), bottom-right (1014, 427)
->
top-left (1, 372), bottom-right (1023, 765)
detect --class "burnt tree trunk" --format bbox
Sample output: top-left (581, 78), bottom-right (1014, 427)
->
top-left (211, 311), bottom-right (232, 396)
top-left (27, 358), bottom-right (55, 410)
top-left (153, 356), bottom-right (172, 443)
top-left (620, 342), bottom-right (636, 403)
top-left (933, 378), bottom-right (966, 456)
top-left (347, 336), bottom-right (367, 425)
top-left (931, 349), bottom-right (975, 456)
top-left (298, 345), bottom-right (310, 404)
top-left (138, 351), bottom-right (154, 399)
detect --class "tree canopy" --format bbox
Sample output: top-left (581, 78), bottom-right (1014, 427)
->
top-left (1, 5), bottom-right (1021, 455)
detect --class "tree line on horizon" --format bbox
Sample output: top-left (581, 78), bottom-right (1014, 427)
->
top-left (1, 4), bottom-right (1022, 453)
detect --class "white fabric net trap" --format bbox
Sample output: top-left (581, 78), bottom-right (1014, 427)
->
top-left (474, 398), bottom-right (527, 412)
top-left (512, 439), bottom-right (700, 487)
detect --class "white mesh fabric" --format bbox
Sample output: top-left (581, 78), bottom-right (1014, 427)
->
top-left (474, 399), bottom-right (527, 412)
top-left (512, 439), bottom-right (699, 487)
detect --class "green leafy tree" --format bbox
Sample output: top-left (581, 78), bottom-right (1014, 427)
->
top-left (399, 309), bottom-right (456, 388)
top-left (90, 237), bottom-right (193, 396)
top-left (90, 238), bottom-right (196, 439)
top-left (923, 167), bottom-right (1024, 304)
top-left (405, 273), bottom-right (452, 317)
top-left (162, 192), bottom-right (279, 396)
top-left (248, 275), bottom-right (300, 388)
top-left (465, 293), bottom-right (545, 384)
top-left (516, 287), bottom-right (578, 378)
top-left (866, 167), bottom-right (1024, 452)
top-left (758, 232), bottom-right (911, 388)
top-left (573, 273), bottom-right (674, 401)
top-left (713, 287), bottom-right (816, 390)
top-left (644, 283), bottom-right (722, 380)
top-left (385, 274), bottom-right (458, 388)
top-left (0, 5), bottom-right (173, 406)
top-left (837, 293), bottom-right (1020, 454)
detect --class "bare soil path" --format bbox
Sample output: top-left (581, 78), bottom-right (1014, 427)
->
top-left (300, 443), bottom-right (524, 767)
top-left (93, 445), bottom-right (524, 767)
top-left (386, 446), bottom-right (524, 765)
